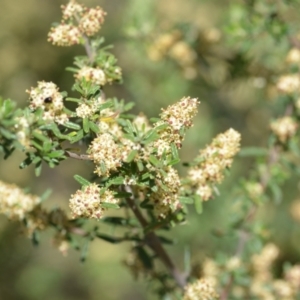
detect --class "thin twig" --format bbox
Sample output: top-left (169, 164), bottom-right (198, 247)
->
top-left (124, 186), bottom-right (187, 289)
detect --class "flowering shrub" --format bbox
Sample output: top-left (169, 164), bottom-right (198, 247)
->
top-left (1, 0), bottom-right (300, 299)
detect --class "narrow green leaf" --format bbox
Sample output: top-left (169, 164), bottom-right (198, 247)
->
top-left (89, 121), bottom-right (100, 133)
top-left (32, 131), bottom-right (49, 143)
top-left (65, 97), bottom-right (81, 103)
top-left (179, 197), bottom-right (194, 204)
top-left (83, 118), bottom-right (89, 133)
top-left (80, 240), bottom-right (90, 262)
top-left (149, 155), bottom-right (160, 167)
top-left (194, 195), bottom-right (203, 214)
top-left (35, 161), bottom-right (42, 176)
top-left (136, 247), bottom-right (153, 270)
top-left (32, 156), bottom-right (42, 164)
top-left (238, 147), bottom-right (268, 157)
top-left (101, 202), bottom-right (120, 209)
top-left (158, 236), bottom-right (175, 245)
top-left (47, 150), bottom-right (65, 158)
top-left (114, 192), bottom-right (132, 198)
top-left (142, 130), bottom-right (159, 145)
top-left (31, 140), bottom-right (43, 151)
top-left (137, 161), bottom-right (144, 172)
top-left (43, 141), bottom-right (52, 152)
top-left (101, 216), bottom-right (133, 226)
top-left (96, 233), bottom-right (124, 244)
top-left (153, 123), bottom-right (168, 132)
top-left (74, 174), bottom-right (91, 186)
top-left (126, 150), bottom-right (138, 163)
top-left (0, 128), bottom-right (15, 139)
top-left (63, 121), bottom-right (81, 130)
top-left (100, 161), bottom-right (107, 175)
top-left (269, 182), bottom-right (282, 204)
top-left (40, 189), bottom-right (52, 202)
top-left (123, 102), bottom-right (135, 111)
top-left (99, 100), bottom-right (113, 110)
top-left (107, 176), bottom-right (124, 185)
top-left (70, 130), bottom-right (84, 143)
top-left (171, 143), bottom-right (179, 159)
top-left (167, 158), bottom-right (180, 166)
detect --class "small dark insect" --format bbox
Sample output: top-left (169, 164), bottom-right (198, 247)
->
top-left (44, 97), bottom-right (52, 103)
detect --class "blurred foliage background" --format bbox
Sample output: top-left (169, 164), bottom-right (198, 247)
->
top-left (0, 0), bottom-right (300, 299)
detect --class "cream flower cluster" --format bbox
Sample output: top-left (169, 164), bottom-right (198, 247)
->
top-left (69, 183), bottom-right (117, 219)
top-left (147, 31), bottom-right (197, 79)
top-left (149, 167), bottom-right (181, 218)
top-left (88, 133), bottom-right (123, 176)
top-left (161, 96), bottom-right (199, 131)
top-left (48, 0), bottom-right (106, 47)
top-left (75, 95), bottom-right (104, 118)
top-left (48, 24), bottom-right (82, 47)
top-left (199, 246), bottom-right (300, 299)
top-left (14, 116), bottom-right (32, 149)
top-left (61, 0), bottom-right (85, 19)
top-left (26, 81), bottom-right (68, 124)
top-left (148, 97), bottom-right (199, 156)
top-left (249, 244), bottom-right (300, 299)
top-left (76, 66), bottom-right (107, 86)
top-left (276, 74), bottom-right (300, 94)
top-left (188, 128), bottom-right (241, 201)
top-left (78, 7), bottom-right (106, 36)
top-left (0, 180), bottom-right (40, 220)
top-left (183, 278), bottom-right (219, 300)
top-left (270, 116), bottom-right (298, 142)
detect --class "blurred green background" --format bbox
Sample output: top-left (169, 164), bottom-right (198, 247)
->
top-left (0, 0), bottom-right (300, 299)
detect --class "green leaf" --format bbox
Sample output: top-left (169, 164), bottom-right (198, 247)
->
top-left (31, 140), bottom-right (43, 151)
top-left (136, 246), bottom-right (153, 270)
top-left (96, 233), bottom-right (124, 244)
top-left (269, 182), bottom-right (282, 204)
top-left (74, 174), bottom-right (91, 186)
top-left (35, 161), bottom-right (42, 176)
top-left (0, 128), bottom-right (15, 139)
top-left (99, 100), bottom-right (113, 110)
top-left (40, 189), bottom-right (52, 202)
top-left (101, 216), bottom-right (136, 226)
top-left (70, 130), bottom-right (84, 143)
top-left (32, 131), bottom-right (49, 143)
top-left (65, 97), bottom-right (81, 103)
top-left (137, 161), bottom-right (144, 172)
top-left (80, 240), bottom-right (90, 262)
top-left (89, 121), bottom-right (100, 133)
top-left (194, 195), bottom-right (203, 214)
top-left (179, 197), bottom-right (194, 204)
top-left (171, 143), bottom-right (179, 159)
top-left (114, 192), bottom-right (132, 198)
top-left (20, 155), bottom-right (33, 169)
top-left (63, 121), bottom-right (81, 130)
top-left (149, 155), bottom-right (160, 167)
top-left (142, 130), bottom-right (159, 145)
top-left (158, 236), bottom-right (175, 245)
top-left (47, 150), bottom-right (65, 158)
top-left (107, 176), bottom-right (124, 185)
top-left (101, 202), bottom-right (120, 209)
top-left (238, 147), bottom-right (268, 157)
top-left (167, 158), bottom-right (180, 166)
top-left (43, 141), bottom-right (52, 152)
top-left (126, 150), bottom-right (138, 163)
top-left (123, 102), bottom-right (135, 111)
top-left (83, 118), bottom-right (89, 133)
